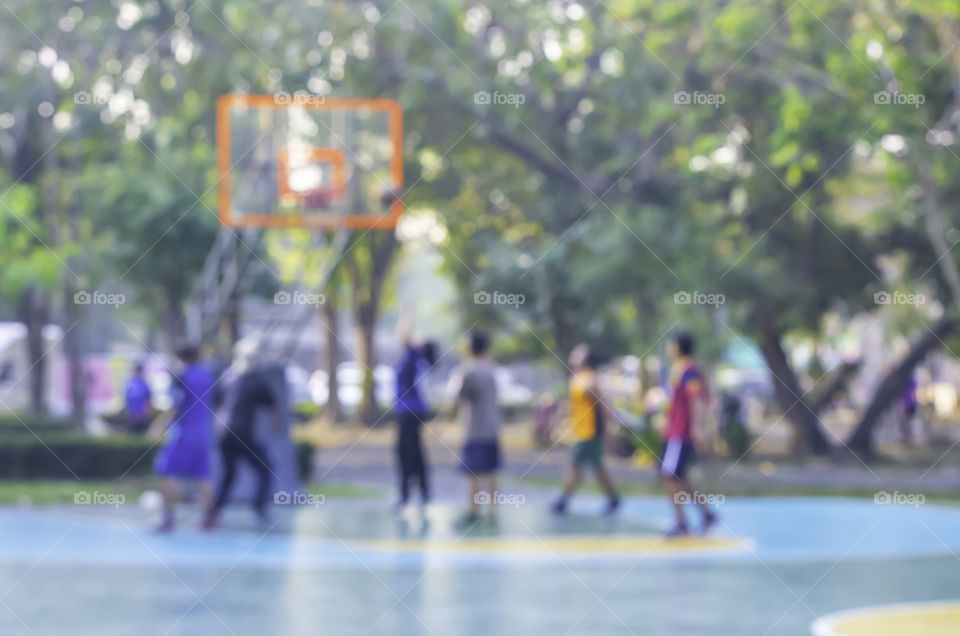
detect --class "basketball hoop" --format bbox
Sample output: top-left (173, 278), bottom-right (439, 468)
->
top-left (216, 94), bottom-right (404, 230)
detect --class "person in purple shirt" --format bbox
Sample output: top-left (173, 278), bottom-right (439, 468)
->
top-left (393, 309), bottom-right (438, 507)
top-left (149, 345), bottom-right (215, 532)
top-left (124, 361), bottom-right (153, 434)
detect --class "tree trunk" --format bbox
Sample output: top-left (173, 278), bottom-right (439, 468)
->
top-left (322, 296), bottom-right (343, 423)
top-left (345, 231), bottom-right (397, 426)
top-left (221, 288), bottom-right (241, 357)
top-left (62, 283), bottom-right (86, 430)
top-left (355, 305), bottom-right (379, 426)
top-left (846, 316), bottom-right (956, 457)
top-left (18, 288), bottom-right (49, 415)
top-left (62, 141), bottom-right (86, 430)
top-left (164, 296), bottom-right (187, 351)
top-left (758, 325), bottom-right (831, 456)
top-left (807, 360), bottom-right (860, 415)
top-left (918, 163), bottom-right (960, 306)
top-left (16, 106), bottom-right (57, 416)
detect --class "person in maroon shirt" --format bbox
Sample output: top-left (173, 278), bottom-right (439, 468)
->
top-left (660, 332), bottom-right (717, 536)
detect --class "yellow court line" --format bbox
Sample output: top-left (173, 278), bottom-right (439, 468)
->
top-left (354, 534), bottom-right (747, 555)
top-left (812, 601), bottom-right (960, 636)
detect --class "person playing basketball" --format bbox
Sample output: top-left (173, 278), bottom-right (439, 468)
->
top-left (393, 307), bottom-right (438, 508)
top-left (149, 344), bottom-right (215, 532)
top-left (551, 344), bottom-right (620, 516)
top-left (204, 363), bottom-right (281, 529)
top-left (660, 331), bottom-right (717, 536)
top-left (449, 330), bottom-right (502, 525)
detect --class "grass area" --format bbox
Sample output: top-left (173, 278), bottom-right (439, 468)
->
top-left (0, 479), bottom-right (152, 506)
top-left (0, 478), bottom-right (385, 506)
top-left (307, 481), bottom-right (385, 498)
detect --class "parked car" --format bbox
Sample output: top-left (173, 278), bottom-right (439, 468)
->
top-left (309, 362), bottom-right (395, 414)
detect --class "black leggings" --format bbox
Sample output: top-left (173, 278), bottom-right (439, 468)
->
top-left (213, 432), bottom-right (272, 515)
top-left (396, 411), bottom-right (429, 503)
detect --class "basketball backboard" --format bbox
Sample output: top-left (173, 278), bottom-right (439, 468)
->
top-left (216, 94), bottom-right (403, 229)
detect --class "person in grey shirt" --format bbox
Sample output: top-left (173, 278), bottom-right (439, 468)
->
top-left (450, 330), bottom-right (502, 523)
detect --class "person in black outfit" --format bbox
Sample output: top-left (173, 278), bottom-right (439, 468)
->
top-left (393, 306), bottom-right (438, 508)
top-left (204, 366), bottom-right (279, 528)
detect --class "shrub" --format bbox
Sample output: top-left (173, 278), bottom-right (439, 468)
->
top-left (0, 433), bottom-right (157, 479)
top-left (723, 418), bottom-right (752, 459)
top-left (0, 414), bottom-right (74, 435)
top-left (296, 441), bottom-right (316, 482)
top-left (292, 401), bottom-right (322, 424)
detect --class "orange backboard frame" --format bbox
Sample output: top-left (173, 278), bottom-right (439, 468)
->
top-left (216, 94), bottom-right (404, 230)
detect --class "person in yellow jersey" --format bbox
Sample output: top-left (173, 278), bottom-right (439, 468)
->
top-left (551, 344), bottom-right (621, 516)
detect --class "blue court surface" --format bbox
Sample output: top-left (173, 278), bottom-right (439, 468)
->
top-left (0, 495), bottom-right (957, 635)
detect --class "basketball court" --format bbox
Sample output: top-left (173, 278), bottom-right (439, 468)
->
top-left (166, 95), bottom-right (960, 635)
top-left (0, 490), bottom-right (957, 635)
top-left (3, 1), bottom-right (958, 634)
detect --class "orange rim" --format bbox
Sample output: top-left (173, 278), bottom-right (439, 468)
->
top-left (277, 147), bottom-right (347, 204)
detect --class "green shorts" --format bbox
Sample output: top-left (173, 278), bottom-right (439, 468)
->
top-left (571, 437), bottom-right (604, 467)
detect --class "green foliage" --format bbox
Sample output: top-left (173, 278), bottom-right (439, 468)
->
top-left (0, 182), bottom-right (62, 297)
top-left (1, 0), bottom-right (959, 417)
top-left (292, 400), bottom-right (322, 424)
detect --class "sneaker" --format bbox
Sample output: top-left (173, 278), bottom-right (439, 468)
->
top-left (455, 511), bottom-right (481, 529)
top-left (153, 518), bottom-right (175, 534)
top-left (255, 509), bottom-right (274, 527)
top-left (550, 498), bottom-right (568, 515)
top-left (665, 523), bottom-right (689, 538)
top-left (700, 510), bottom-right (718, 535)
top-left (602, 495), bottom-right (621, 517)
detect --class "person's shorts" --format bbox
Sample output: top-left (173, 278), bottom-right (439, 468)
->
top-left (155, 432), bottom-right (212, 480)
top-left (461, 440), bottom-right (501, 474)
top-left (659, 439), bottom-right (695, 480)
top-left (571, 437), bottom-right (604, 467)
